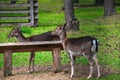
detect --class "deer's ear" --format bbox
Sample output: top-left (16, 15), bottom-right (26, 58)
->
top-left (16, 26), bottom-right (21, 31)
top-left (14, 27), bottom-right (18, 31)
top-left (62, 23), bottom-right (66, 30)
top-left (17, 23), bottom-right (21, 31)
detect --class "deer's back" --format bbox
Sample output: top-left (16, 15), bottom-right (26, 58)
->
top-left (28, 31), bottom-right (59, 41)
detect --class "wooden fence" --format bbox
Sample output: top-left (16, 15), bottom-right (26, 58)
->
top-left (0, 41), bottom-right (63, 76)
top-left (74, 3), bottom-right (120, 8)
top-left (0, 0), bottom-right (38, 26)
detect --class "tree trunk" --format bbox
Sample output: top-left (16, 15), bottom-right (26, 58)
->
top-left (64, 0), bottom-right (79, 31)
top-left (104, 0), bottom-right (116, 16)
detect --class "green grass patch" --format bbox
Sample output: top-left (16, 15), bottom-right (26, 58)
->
top-left (39, 11), bottom-right (65, 26)
top-left (39, 0), bottom-right (64, 12)
top-left (80, 74), bottom-right (120, 80)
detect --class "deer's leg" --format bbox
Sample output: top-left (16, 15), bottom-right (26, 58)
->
top-left (86, 56), bottom-right (94, 79)
top-left (28, 51), bottom-right (35, 72)
top-left (92, 54), bottom-right (100, 78)
top-left (31, 51), bottom-right (35, 72)
top-left (87, 61), bottom-right (94, 79)
top-left (28, 53), bottom-right (32, 72)
top-left (69, 54), bottom-right (75, 78)
top-left (73, 56), bottom-right (76, 61)
top-left (83, 53), bottom-right (94, 79)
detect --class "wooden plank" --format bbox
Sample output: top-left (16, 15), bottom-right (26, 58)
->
top-left (33, 1), bottom-right (38, 26)
top-left (0, 22), bottom-right (28, 24)
top-left (4, 50), bottom-right (12, 76)
top-left (0, 8), bottom-right (29, 11)
top-left (0, 4), bottom-right (30, 8)
top-left (0, 17), bottom-right (29, 19)
top-left (0, 41), bottom-right (63, 53)
top-left (0, 16), bottom-right (38, 20)
top-left (74, 3), bottom-right (120, 8)
top-left (52, 48), bottom-right (61, 73)
top-left (0, 10), bottom-right (30, 14)
top-left (0, 23), bottom-right (32, 27)
top-left (29, 0), bottom-right (35, 25)
top-left (74, 4), bottom-right (102, 8)
top-left (0, 41), bottom-right (61, 46)
top-left (0, 10), bottom-right (38, 14)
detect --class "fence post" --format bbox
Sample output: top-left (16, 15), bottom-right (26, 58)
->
top-left (52, 48), bottom-right (61, 73)
top-left (33, 0), bottom-right (38, 26)
top-left (4, 50), bottom-right (12, 76)
top-left (28, 0), bottom-right (38, 26)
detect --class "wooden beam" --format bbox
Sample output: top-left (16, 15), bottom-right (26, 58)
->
top-left (4, 50), bottom-right (12, 76)
top-left (0, 17), bottom-right (29, 20)
top-left (74, 4), bottom-right (102, 8)
top-left (52, 48), bottom-right (61, 73)
top-left (0, 9), bottom-right (38, 14)
top-left (0, 10), bottom-right (30, 14)
top-left (0, 4), bottom-right (30, 8)
top-left (74, 3), bottom-right (120, 8)
top-left (0, 41), bottom-right (61, 47)
top-left (0, 41), bottom-right (63, 53)
top-left (0, 16), bottom-right (38, 20)
top-left (29, 0), bottom-right (34, 25)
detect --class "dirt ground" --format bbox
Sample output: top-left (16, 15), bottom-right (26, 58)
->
top-left (0, 64), bottom-right (114, 80)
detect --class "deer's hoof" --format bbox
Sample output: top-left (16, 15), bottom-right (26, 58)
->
top-left (28, 70), bottom-right (30, 73)
top-left (54, 69), bottom-right (61, 73)
top-left (97, 75), bottom-right (100, 79)
top-left (70, 75), bottom-right (73, 78)
top-left (87, 75), bottom-right (92, 79)
top-left (28, 70), bottom-right (34, 73)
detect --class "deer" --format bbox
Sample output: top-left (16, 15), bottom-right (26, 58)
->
top-left (8, 27), bottom-right (59, 73)
top-left (52, 24), bottom-right (100, 79)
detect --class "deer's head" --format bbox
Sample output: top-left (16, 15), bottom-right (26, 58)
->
top-left (52, 24), bottom-right (66, 40)
top-left (8, 27), bottom-right (21, 38)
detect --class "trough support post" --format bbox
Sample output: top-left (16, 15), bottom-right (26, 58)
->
top-left (4, 50), bottom-right (12, 76)
top-left (52, 48), bottom-right (61, 73)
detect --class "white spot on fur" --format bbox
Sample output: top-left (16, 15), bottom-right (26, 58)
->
top-left (91, 40), bottom-right (96, 52)
top-left (68, 49), bottom-right (83, 56)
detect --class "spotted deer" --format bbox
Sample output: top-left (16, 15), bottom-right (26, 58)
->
top-left (52, 25), bottom-right (100, 79)
top-left (8, 27), bottom-right (59, 72)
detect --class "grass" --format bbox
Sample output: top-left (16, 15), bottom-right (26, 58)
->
top-left (0, 0), bottom-right (120, 80)
top-left (80, 74), bottom-right (120, 80)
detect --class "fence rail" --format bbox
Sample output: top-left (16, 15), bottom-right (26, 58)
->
top-left (0, 0), bottom-right (38, 26)
top-left (74, 3), bottom-right (120, 8)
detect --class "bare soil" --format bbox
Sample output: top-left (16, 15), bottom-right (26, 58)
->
top-left (0, 64), bottom-right (114, 80)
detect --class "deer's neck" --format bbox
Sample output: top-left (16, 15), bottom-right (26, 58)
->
top-left (16, 32), bottom-right (27, 42)
top-left (60, 31), bottom-right (68, 51)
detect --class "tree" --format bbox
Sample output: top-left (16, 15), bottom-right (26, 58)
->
top-left (64, 0), bottom-right (79, 31)
top-left (104, 0), bottom-right (117, 16)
